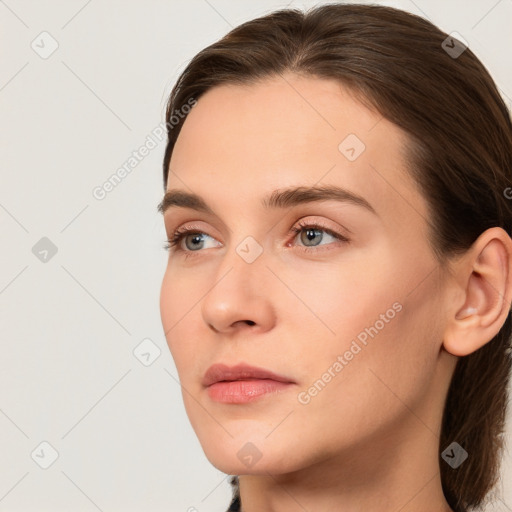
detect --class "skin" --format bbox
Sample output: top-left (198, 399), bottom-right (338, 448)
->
top-left (159, 73), bottom-right (512, 512)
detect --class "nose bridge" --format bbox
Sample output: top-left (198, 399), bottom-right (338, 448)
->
top-left (215, 232), bottom-right (268, 294)
top-left (200, 232), bottom-right (273, 331)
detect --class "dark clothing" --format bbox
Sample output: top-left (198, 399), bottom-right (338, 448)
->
top-left (226, 476), bottom-right (241, 511)
top-left (226, 494), bottom-right (241, 511)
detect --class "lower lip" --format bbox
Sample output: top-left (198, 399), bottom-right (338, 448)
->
top-left (206, 379), bottom-right (294, 403)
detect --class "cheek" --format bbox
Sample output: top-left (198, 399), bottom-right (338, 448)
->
top-left (159, 262), bottom-right (208, 334)
top-left (285, 304), bottom-right (438, 465)
top-left (159, 270), bottom-right (177, 349)
top-left (159, 267), bottom-right (199, 373)
top-left (292, 246), bottom-right (441, 419)
top-left (281, 245), bottom-right (398, 346)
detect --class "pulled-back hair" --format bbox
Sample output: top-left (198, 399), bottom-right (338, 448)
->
top-left (161, 4), bottom-right (512, 511)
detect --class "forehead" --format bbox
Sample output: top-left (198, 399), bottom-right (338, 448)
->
top-left (167, 74), bottom-right (429, 230)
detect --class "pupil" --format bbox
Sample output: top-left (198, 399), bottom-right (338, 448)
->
top-left (304, 228), bottom-right (321, 245)
top-left (187, 234), bottom-right (203, 249)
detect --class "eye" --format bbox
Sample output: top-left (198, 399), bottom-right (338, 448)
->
top-left (288, 220), bottom-right (349, 253)
top-left (163, 225), bottom-right (220, 253)
top-left (163, 220), bottom-right (350, 255)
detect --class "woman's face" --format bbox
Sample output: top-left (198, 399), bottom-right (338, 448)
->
top-left (159, 74), bottom-right (456, 476)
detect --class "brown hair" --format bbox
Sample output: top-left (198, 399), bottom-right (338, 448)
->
top-left (161, 4), bottom-right (512, 511)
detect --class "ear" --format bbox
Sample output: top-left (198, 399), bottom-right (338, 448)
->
top-left (443, 227), bottom-right (512, 357)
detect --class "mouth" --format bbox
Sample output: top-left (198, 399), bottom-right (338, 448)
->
top-left (202, 363), bottom-right (296, 404)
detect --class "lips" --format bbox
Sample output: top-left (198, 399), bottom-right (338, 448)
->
top-left (202, 363), bottom-right (295, 387)
top-left (202, 363), bottom-right (296, 404)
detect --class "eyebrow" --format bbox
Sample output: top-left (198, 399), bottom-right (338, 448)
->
top-left (157, 185), bottom-right (377, 217)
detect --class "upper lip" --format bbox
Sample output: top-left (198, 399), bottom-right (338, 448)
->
top-left (202, 363), bottom-right (295, 387)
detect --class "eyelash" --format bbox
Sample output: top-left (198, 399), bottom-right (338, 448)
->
top-left (163, 220), bottom-right (350, 256)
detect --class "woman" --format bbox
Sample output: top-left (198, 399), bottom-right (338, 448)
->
top-left (158, 4), bottom-right (512, 511)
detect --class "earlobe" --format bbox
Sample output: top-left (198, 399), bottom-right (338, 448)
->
top-left (443, 227), bottom-right (512, 357)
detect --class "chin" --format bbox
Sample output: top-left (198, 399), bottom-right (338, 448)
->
top-left (199, 436), bottom-right (303, 476)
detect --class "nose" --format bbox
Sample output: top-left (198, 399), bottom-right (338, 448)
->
top-left (200, 247), bottom-right (276, 335)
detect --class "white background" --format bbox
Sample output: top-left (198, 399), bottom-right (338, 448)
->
top-left (1, 0), bottom-right (511, 511)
